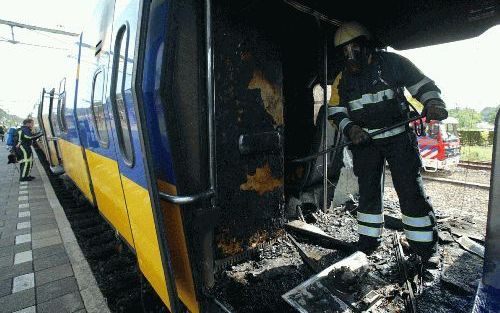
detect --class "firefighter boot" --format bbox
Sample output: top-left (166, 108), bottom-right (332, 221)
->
top-left (356, 235), bottom-right (381, 255)
top-left (422, 245), bottom-right (441, 270)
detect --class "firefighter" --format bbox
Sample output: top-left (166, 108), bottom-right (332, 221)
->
top-left (329, 21), bottom-right (448, 267)
top-left (16, 119), bottom-right (43, 182)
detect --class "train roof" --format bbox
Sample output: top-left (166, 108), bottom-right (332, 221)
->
top-left (288, 0), bottom-right (499, 50)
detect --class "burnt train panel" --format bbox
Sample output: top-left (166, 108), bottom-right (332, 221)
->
top-left (213, 3), bottom-right (285, 259)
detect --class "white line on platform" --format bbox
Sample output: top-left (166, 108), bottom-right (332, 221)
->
top-left (14, 250), bottom-right (33, 264)
top-left (15, 234), bottom-right (31, 245)
top-left (16, 222), bottom-right (31, 230)
top-left (18, 211), bottom-right (30, 218)
top-left (12, 273), bottom-right (34, 293)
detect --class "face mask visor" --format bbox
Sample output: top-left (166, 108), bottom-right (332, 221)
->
top-left (343, 42), bottom-right (362, 62)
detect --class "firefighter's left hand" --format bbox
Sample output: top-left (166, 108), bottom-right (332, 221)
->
top-left (424, 100), bottom-right (448, 121)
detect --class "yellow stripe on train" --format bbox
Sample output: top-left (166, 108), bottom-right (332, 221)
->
top-left (57, 139), bottom-right (95, 206)
top-left (84, 149), bottom-right (135, 247)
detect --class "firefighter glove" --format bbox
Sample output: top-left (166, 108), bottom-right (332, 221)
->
top-left (348, 125), bottom-right (371, 145)
top-left (424, 100), bottom-right (448, 121)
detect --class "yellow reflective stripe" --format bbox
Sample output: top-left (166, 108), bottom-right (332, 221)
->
top-left (363, 125), bottom-right (406, 140)
top-left (419, 91), bottom-right (442, 104)
top-left (328, 106), bottom-right (347, 115)
top-left (20, 146), bottom-right (29, 177)
top-left (339, 118), bottom-right (353, 132)
top-left (407, 77), bottom-right (432, 95)
top-left (402, 214), bottom-right (432, 227)
top-left (405, 230), bottom-right (433, 242)
top-left (357, 212), bottom-right (384, 224)
top-left (358, 224), bottom-right (383, 238)
top-left (349, 89), bottom-right (395, 111)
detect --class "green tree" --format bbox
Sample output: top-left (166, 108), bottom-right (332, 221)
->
top-left (448, 108), bottom-right (482, 130)
top-left (480, 106), bottom-right (494, 121)
top-left (487, 106), bottom-right (499, 124)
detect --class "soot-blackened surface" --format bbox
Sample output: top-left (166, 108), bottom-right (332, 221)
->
top-left (213, 3), bottom-right (285, 259)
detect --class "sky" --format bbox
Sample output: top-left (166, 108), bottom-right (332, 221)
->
top-left (0, 1), bottom-right (499, 118)
top-left (393, 25), bottom-right (500, 112)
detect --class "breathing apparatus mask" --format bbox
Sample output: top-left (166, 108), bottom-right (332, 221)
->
top-left (342, 38), bottom-right (372, 73)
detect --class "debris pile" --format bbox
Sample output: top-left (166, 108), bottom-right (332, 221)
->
top-left (213, 192), bottom-right (486, 313)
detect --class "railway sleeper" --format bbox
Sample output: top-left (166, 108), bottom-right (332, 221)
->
top-left (72, 217), bottom-right (105, 229)
top-left (86, 242), bottom-right (121, 260)
top-left (66, 205), bottom-right (93, 215)
top-left (66, 210), bottom-right (95, 220)
top-left (82, 230), bottom-right (117, 248)
top-left (99, 255), bottom-right (136, 275)
top-left (101, 270), bottom-right (140, 293)
top-left (114, 288), bottom-right (142, 313)
top-left (78, 224), bottom-right (112, 238)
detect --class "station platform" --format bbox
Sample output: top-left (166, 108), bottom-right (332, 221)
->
top-left (0, 147), bottom-right (109, 313)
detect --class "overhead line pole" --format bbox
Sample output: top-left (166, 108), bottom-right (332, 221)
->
top-left (0, 18), bottom-right (79, 37)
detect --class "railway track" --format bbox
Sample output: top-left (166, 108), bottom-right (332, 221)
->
top-left (458, 161), bottom-right (492, 171)
top-left (421, 175), bottom-right (490, 190)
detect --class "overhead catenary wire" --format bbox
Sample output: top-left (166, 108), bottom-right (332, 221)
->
top-left (283, 0), bottom-right (342, 26)
top-left (0, 39), bottom-right (69, 51)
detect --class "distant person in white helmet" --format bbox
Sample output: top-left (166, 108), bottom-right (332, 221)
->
top-left (328, 21), bottom-right (448, 269)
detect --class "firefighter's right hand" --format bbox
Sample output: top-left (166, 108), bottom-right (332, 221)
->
top-left (348, 125), bottom-right (371, 145)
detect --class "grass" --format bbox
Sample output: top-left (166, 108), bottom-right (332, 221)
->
top-left (460, 145), bottom-right (493, 162)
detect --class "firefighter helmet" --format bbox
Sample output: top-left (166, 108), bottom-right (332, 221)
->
top-left (334, 21), bottom-right (372, 47)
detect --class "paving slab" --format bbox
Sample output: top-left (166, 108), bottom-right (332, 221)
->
top-left (0, 288), bottom-right (35, 313)
top-left (37, 291), bottom-right (85, 313)
top-left (36, 276), bottom-right (79, 303)
top-left (34, 250), bottom-right (69, 272)
top-left (14, 251), bottom-right (33, 265)
top-left (32, 234), bottom-right (62, 250)
top-left (0, 258), bottom-right (33, 282)
top-left (32, 244), bottom-right (65, 260)
top-left (0, 278), bottom-right (12, 297)
top-left (35, 263), bottom-right (74, 287)
top-left (12, 273), bottom-right (35, 293)
top-left (13, 306), bottom-right (36, 313)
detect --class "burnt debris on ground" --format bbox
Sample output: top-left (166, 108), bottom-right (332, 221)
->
top-left (213, 191), bottom-right (486, 313)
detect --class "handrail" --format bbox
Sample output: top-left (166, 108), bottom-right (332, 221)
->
top-left (289, 115), bottom-right (424, 163)
top-left (159, 189), bottom-right (215, 205)
top-left (158, 0), bottom-right (217, 206)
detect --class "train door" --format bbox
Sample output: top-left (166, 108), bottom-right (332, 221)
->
top-left (40, 88), bottom-right (63, 173)
top-left (36, 91), bottom-right (50, 161)
top-left (74, 0), bottom-right (135, 249)
top-left (107, 0), bottom-right (184, 310)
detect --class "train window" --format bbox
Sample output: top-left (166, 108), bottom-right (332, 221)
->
top-left (110, 23), bottom-right (134, 166)
top-left (58, 78), bottom-right (68, 133)
top-left (91, 69), bottom-right (109, 147)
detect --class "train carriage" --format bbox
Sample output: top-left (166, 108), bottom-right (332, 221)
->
top-left (34, 0), bottom-right (500, 312)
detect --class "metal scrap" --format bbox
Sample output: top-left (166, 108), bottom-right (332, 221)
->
top-left (285, 220), bottom-right (354, 251)
top-left (282, 251), bottom-right (369, 313)
top-left (456, 236), bottom-right (485, 258)
top-left (393, 233), bottom-right (419, 313)
top-left (287, 233), bottom-right (322, 273)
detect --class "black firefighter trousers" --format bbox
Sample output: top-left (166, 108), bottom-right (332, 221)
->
top-left (350, 131), bottom-right (437, 258)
